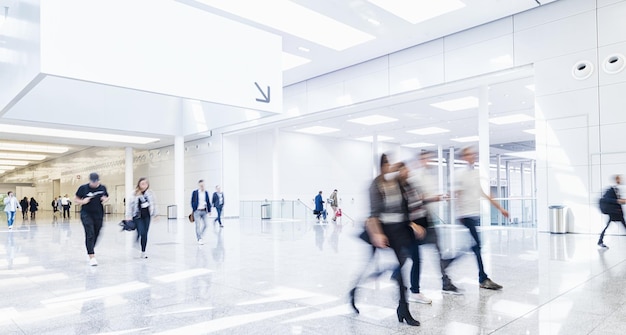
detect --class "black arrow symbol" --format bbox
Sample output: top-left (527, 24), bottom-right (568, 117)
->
top-left (254, 82), bottom-right (270, 103)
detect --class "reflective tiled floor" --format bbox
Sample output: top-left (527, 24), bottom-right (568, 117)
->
top-left (1, 212), bottom-right (625, 334)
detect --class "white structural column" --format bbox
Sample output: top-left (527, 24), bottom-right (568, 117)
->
top-left (174, 135), bottom-right (185, 219)
top-left (372, 135), bottom-right (379, 177)
top-left (272, 128), bottom-right (280, 201)
top-left (125, 147), bottom-right (133, 215)
top-left (437, 145), bottom-right (445, 222)
top-left (478, 85), bottom-right (491, 226)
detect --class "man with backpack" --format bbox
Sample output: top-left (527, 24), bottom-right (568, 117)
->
top-left (598, 175), bottom-right (626, 249)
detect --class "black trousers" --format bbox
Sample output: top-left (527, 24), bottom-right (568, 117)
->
top-left (63, 205), bottom-right (70, 218)
top-left (353, 222), bottom-right (413, 304)
top-left (599, 215), bottom-right (626, 243)
top-left (81, 211), bottom-right (103, 255)
top-left (409, 218), bottom-right (453, 293)
top-left (135, 215), bottom-right (151, 252)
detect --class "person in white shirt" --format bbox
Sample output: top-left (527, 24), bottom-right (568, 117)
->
top-left (456, 146), bottom-right (508, 290)
top-left (3, 191), bottom-right (21, 229)
top-left (61, 194), bottom-right (71, 219)
top-left (191, 180), bottom-right (211, 244)
top-left (406, 151), bottom-right (461, 305)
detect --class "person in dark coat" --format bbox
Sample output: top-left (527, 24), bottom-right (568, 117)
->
top-left (29, 197), bottom-right (39, 219)
top-left (598, 175), bottom-right (626, 249)
top-left (19, 197), bottom-right (29, 220)
top-left (314, 191), bottom-right (326, 221)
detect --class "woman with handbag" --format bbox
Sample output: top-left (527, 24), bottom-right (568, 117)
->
top-left (126, 177), bottom-right (157, 258)
top-left (349, 155), bottom-right (424, 327)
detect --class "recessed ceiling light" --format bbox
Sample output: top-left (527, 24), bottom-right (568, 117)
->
top-left (0, 152), bottom-right (46, 160)
top-left (348, 114), bottom-right (398, 125)
top-left (198, 0), bottom-right (375, 51)
top-left (0, 165), bottom-right (16, 170)
top-left (402, 142), bottom-right (436, 148)
top-left (356, 136), bottom-right (394, 142)
top-left (282, 52), bottom-right (311, 71)
top-left (298, 46), bottom-right (310, 52)
top-left (523, 129), bottom-right (536, 135)
top-left (297, 126), bottom-right (340, 135)
top-left (0, 124), bottom-right (159, 144)
top-left (367, 0), bottom-right (466, 24)
top-left (430, 96), bottom-right (479, 111)
top-left (451, 136), bottom-right (480, 143)
top-left (489, 114), bottom-right (534, 125)
top-left (0, 160), bottom-right (29, 166)
top-left (0, 142), bottom-right (69, 154)
top-left (367, 18), bottom-right (380, 26)
top-left (406, 127), bottom-right (450, 135)
top-left (505, 151), bottom-right (536, 160)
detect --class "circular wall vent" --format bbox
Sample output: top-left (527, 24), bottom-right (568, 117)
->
top-left (603, 54), bottom-right (626, 74)
top-left (572, 60), bottom-right (594, 80)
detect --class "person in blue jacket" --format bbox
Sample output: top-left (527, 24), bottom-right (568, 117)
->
top-left (314, 191), bottom-right (327, 221)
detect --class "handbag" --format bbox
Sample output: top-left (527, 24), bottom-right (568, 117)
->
top-left (188, 212), bottom-right (195, 223)
top-left (119, 218), bottom-right (137, 231)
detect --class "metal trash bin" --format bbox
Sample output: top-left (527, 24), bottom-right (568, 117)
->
top-left (549, 205), bottom-right (567, 234)
top-left (261, 204), bottom-right (271, 220)
top-left (167, 205), bottom-right (177, 219)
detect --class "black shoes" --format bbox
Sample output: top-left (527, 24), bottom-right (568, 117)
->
top-left (396, 303), bottom-right (420, 326)
top-left (598, 242), bottom-right (609, 249)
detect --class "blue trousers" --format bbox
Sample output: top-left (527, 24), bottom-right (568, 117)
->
top-left (460, 216), bottom-right (489, 283)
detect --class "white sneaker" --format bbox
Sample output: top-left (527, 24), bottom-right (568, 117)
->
top-left (198, 239), bottom-right (205, 245)
top-left (408, 292), bottom-right (432, 304)
top-left (140, 252), bottom-right (148, 259)
top-left (89, 258), bottom-right (98, 266)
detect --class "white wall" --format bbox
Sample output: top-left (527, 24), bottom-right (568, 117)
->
top-left (237, 130), bottom-right (377, 220)
top-left (272, 0), bottom-right (626, 234)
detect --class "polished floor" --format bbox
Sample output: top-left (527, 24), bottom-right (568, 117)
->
top-left (1, 211), bottom-right (625, 334)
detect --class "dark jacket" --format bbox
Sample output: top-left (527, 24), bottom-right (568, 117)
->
top-left (19, 199), bottom-right (28, 211)
top-left (29, 199), bottom-right (38, 212)
top-left (191, 190), bottom-right (211, 212)
top-left (600, 186), bottom-right (623, 220)
top-left (212, 192), bottom-right (224, 209)
top-left (314, 194), bottom-right (324, 212)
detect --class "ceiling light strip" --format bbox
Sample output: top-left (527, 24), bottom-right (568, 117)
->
top-left (0, 124), bottom-right (159, 145)
top-left (198, 0), bottom-right (375, 51)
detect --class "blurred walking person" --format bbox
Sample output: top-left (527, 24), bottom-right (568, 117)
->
top-left (3, 192), bottom-right (21, 229)
top-left (349, 155), bottom-right (422, 327)
top-left (75, 173), bottom-right (109, 266)
top-left (191, 180), bottom-right (211, 245)
top-left (212, 185), bottom-right (224, 228)
top-left (597, 174), bottom-right (626, 249)
top-left (19, 197), bottom-right (29, 220)
top-left (29, 197), bottom-right (39, 219)
top-left (456, 147), bottom-right (508, 290)
top-left (126, 177), bottom-right (157, 258)
top-left (329, 189), bottom-right (339, 222)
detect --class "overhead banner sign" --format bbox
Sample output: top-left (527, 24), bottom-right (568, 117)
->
top-left (39, 0), bottom-right (283, 114)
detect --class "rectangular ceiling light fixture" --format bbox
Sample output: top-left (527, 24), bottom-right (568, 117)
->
top-left (525, 84), bottom-right (535, 92)
top-left (0, 152), bottom-right (46, 160)
top-left (0, 142), bottom-right (69, 154)
top-left (356, 135), bottom-right (394, 142)
top-left (451, 135), bottom-right (480, 143)
top-left (0, 124), bottom-right (159, 144)
top-left (489, 114), bottom-right (534, 125)
top-left (282, 52), bottom-right (311, 71)
top-left (402, 142), bottom-right (435, 148)
top-left (348, 114), bottom-right (398, 126)
top-left (430, 96), bottom-right (479, 111)
top-left (0, 165), bottom-right (16, 170)
top-left (523, 129), bottom-right (536, 135)
top-left (368, 0), bottom-right (466, 24)
top-left (406, 127), bottom-right (450, 135)
top-left (0, 160), bottom-right (29, 166)
top-left (198, 0), bottom-right (375, 51)
top-left (297, 126), bottom-right (340, 135)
